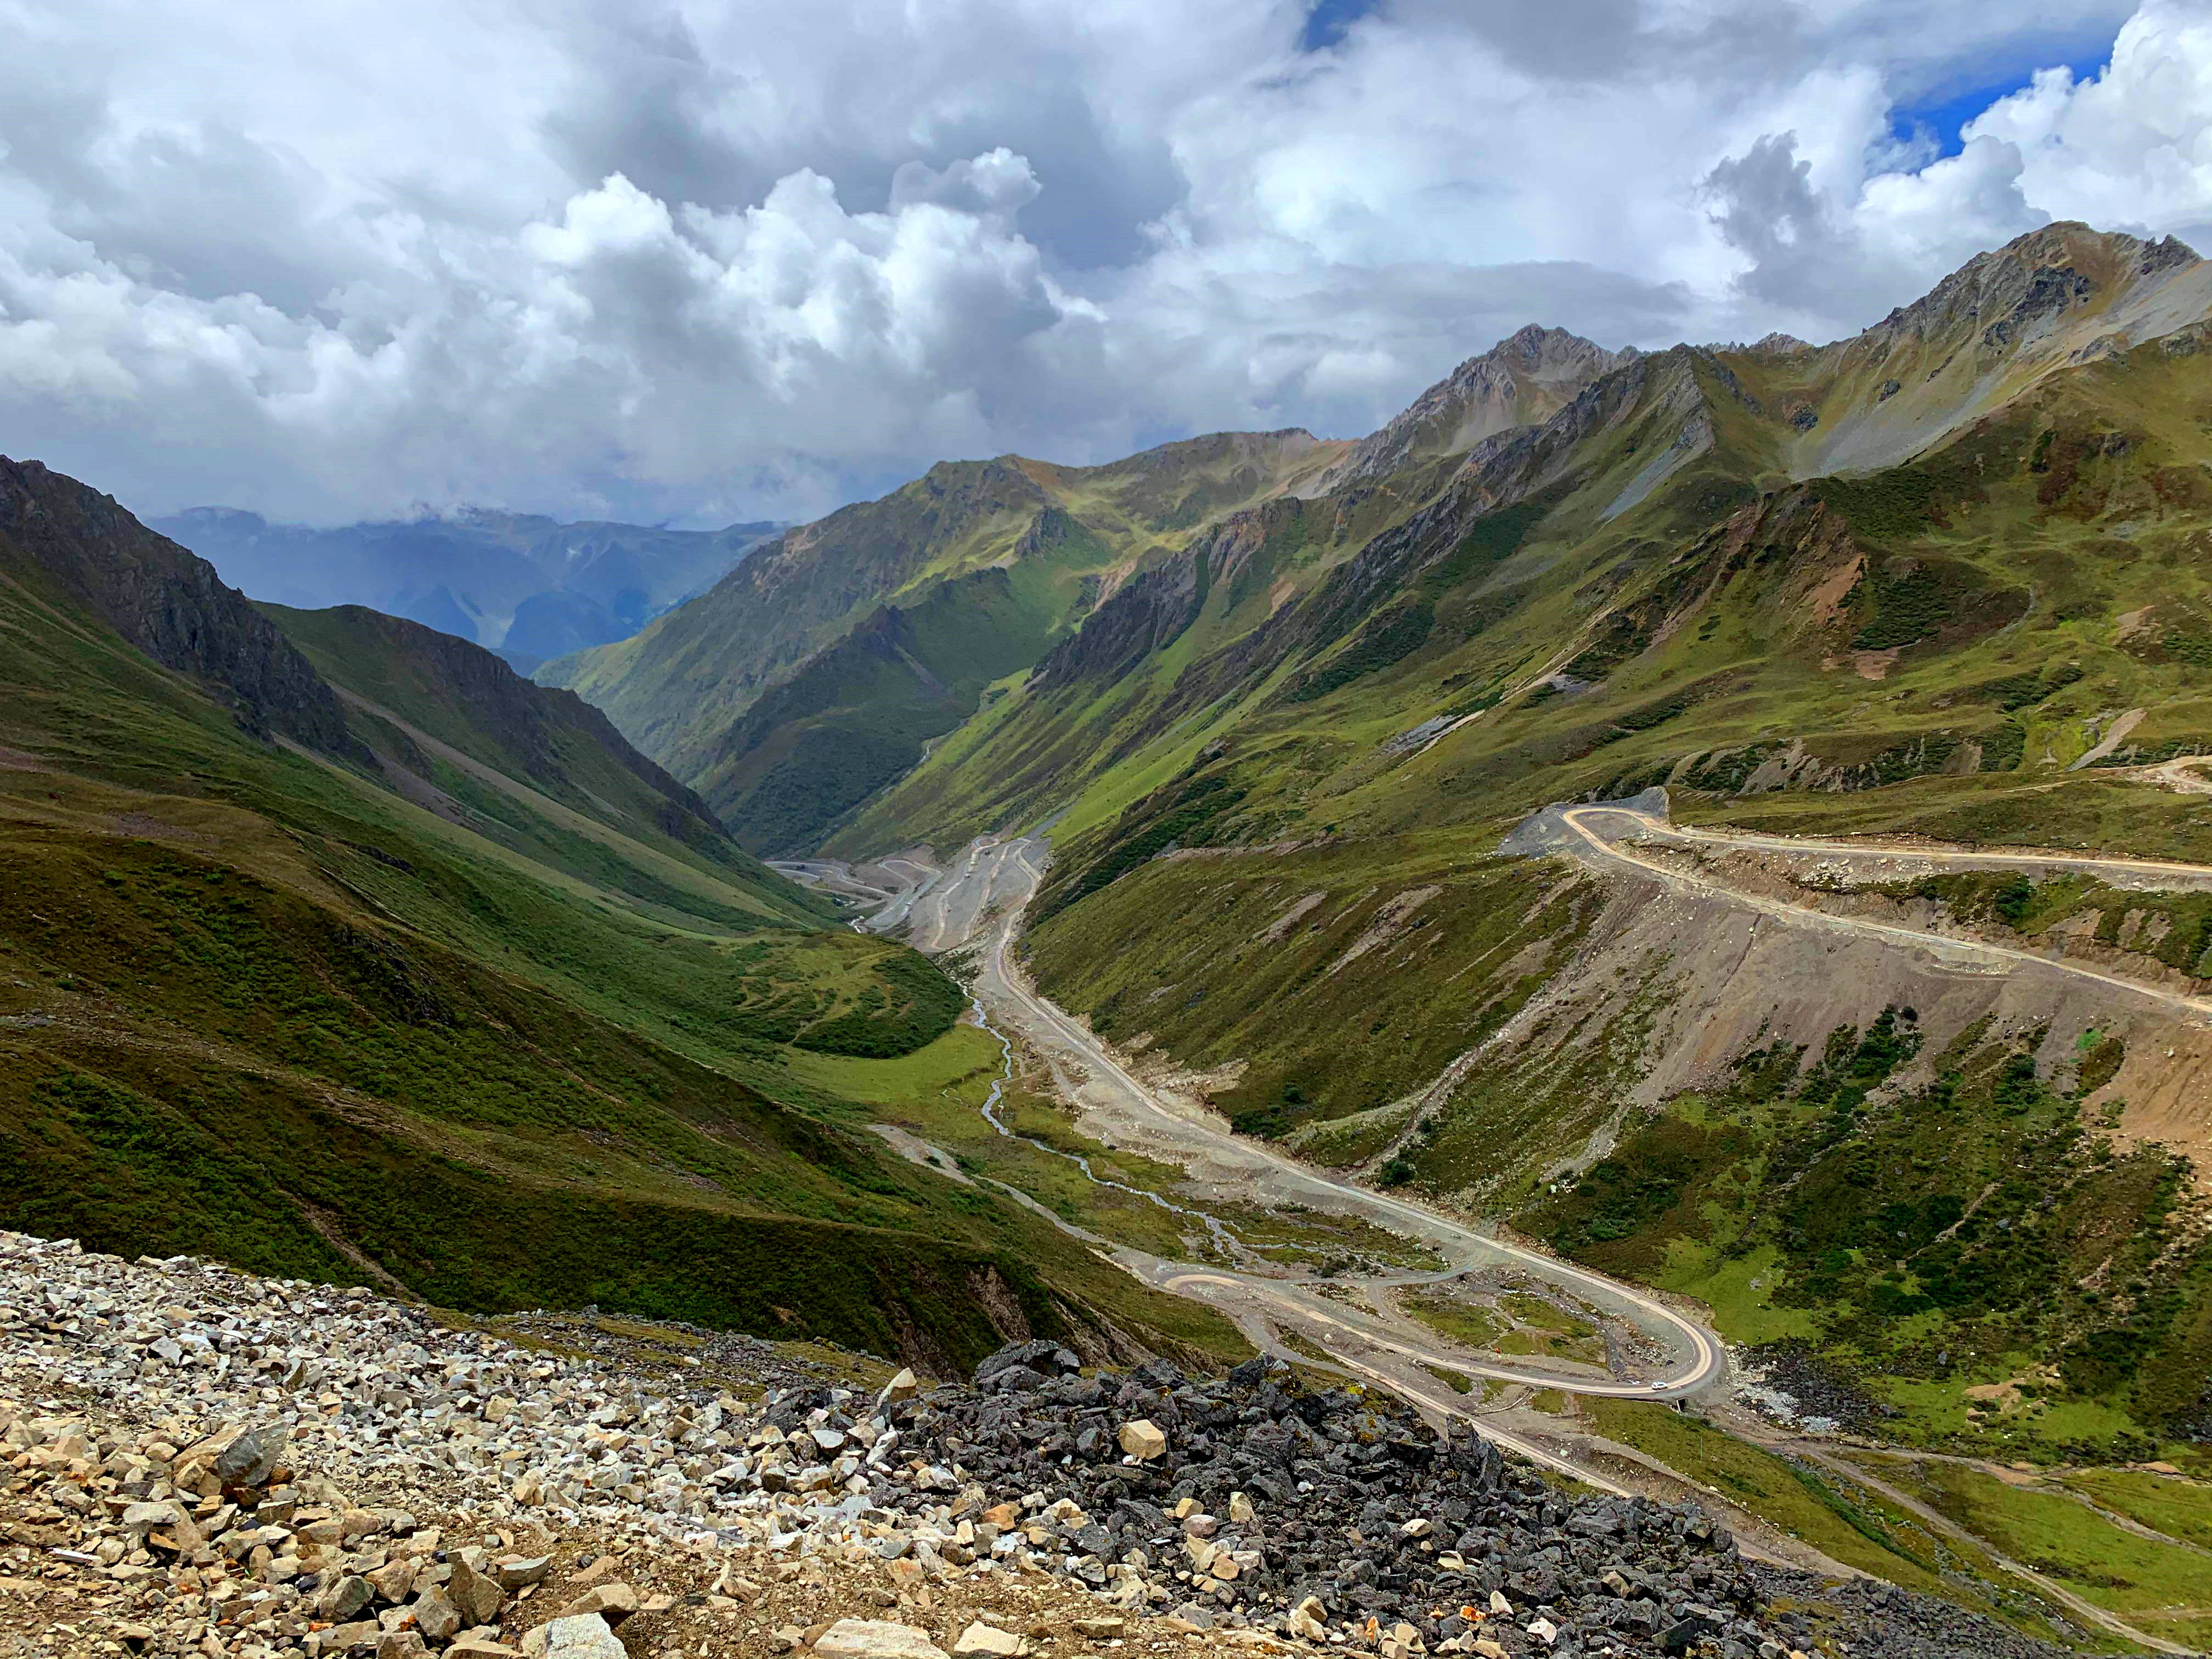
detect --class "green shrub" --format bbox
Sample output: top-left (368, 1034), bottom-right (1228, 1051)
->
top-left (1289, 598), bottom-right (1436, 702)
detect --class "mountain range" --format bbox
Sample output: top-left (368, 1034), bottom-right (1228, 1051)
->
top-left (8, 219), bottom-right (2212, 1652)
top-left (543, 223), bottom-right (2212, 861)
top-left (153, 505), bottom-right (786, 674)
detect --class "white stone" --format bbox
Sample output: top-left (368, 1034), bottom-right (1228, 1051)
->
top-left (951, 1624), bottom-right (1024, 1657)
top-left (813, 1621), bottom-right (952, 1659)
top-left (518, 1616), bottom-right (625, 1659)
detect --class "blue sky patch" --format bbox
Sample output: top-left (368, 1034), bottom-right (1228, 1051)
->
top-left (1301, 0), bottom-right (1379, 53)
top-left (1892, 43), bottom-right (2115, 157)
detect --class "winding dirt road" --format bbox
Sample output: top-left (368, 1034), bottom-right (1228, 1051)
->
top-left (827, 831), bottom-right (1733, 1488)
top-left (1552, 803), bottom-right (2212, 1023)
top-left (977, 840), bottom-right (1719, 1382)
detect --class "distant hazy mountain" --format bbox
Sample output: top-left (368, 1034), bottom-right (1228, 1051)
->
top-left (151, 505), bottom-right (785, 661)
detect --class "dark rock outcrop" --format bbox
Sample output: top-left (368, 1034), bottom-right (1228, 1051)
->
top-left (0, 456), bottom-right (360, 757)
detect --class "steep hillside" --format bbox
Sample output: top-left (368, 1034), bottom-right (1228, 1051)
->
top-left (1769, 224), bottom-right (2211, 480)
top-left (832, 340), bottom-right (1765, 857)
top-left (539, 431), bottom-right (1343, 796)
top-left (258, 600), bottom-right (822, 923)
top-left (692, 565), bottom-right (1063, 854)
top-left (0, 456), bottom-right (1241, 1371)
top-left (1022, 825), bottom-right (2212, 1465)
top-left (3, 459), bottom-right (360, 758)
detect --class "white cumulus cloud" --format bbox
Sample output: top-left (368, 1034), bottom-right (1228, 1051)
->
top-left (0, 0), bottom-right (2207, 526)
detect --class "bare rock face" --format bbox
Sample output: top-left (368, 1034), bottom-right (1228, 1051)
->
top-left (1321, 324), bottom-right (1641, 491)
top-left (553, 1583), bottom-right (636, 1624)
top-left (447, 1553), bottom-right (507, 1627)
top-left (950, 1622), bottom-right (1023, 1656)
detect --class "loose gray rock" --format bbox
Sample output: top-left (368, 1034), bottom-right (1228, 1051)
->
top-left (214, 1423), bottom-right (287, 1488)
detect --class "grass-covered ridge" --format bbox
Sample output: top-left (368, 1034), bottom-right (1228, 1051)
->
top-left (0, 456), bottom-right (1242, 1372)
top-left (542, 432), bottom-right (1345, 809)
top-left (261, 599), bottom-right (834, 928)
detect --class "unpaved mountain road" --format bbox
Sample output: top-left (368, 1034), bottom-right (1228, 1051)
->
top-left (805, 832), bottom-right (1734, 1516)
top-left (956, 838), bottom-right (1722, 1390)
top-left (2137, 753), bottom-right (2212, 795)
top-left (1548, 801), bottom-right (2212, 1023)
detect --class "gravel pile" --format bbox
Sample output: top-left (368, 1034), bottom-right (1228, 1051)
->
top-left (0, 1234), bottom-right (2124, 1659)
top-left (884, 1343), bottom-right (2108, 1659)
top-left (1730, 1348), bottom-right (1890, 1437)
top-left (891, 1343), bottom-right (1768, 1658)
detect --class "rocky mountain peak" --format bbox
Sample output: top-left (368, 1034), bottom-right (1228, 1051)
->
top-left (1864, 221), bottom-right (2205, 352)
top-left (1493, 322), bottom-right (1633, 376)
top-left (1781, 221), bottom-right (2212, 478)
top-left (1321, 325), bottom-right (1635, 492)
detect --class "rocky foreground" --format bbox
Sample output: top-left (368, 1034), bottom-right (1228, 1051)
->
top-left (0, 1233), bottom-right (2109, 1659)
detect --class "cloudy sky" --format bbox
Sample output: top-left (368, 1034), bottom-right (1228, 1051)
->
top-left (2, 0), bottom-right (2208, 528)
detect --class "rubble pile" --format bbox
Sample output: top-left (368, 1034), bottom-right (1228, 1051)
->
top-left (0, 1235), bottom-right (2104, 1659)
top-left (888, 1343), bottom-right (1771, 1657)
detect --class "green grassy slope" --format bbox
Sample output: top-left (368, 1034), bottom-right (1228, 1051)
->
top-left (1515, 1010), bottom-right (2209, 1458)
top-left (540, 456), bottom-right (1058, 769)
top-left (260, 600), bottom-right (830, 926)
top-left (695, 557), bottom-right (1075, 854)
top-left (540, 431), bottom-right (1344, 806)
top-left (0, 456), bottom-right (1244, 1373)
top-left (1024, 830), bottom-right (2212, 1457)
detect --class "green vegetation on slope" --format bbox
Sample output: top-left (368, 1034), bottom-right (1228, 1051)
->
top-left (693, 563), bottom-right (1074, 853)
top-left (833, 242), bottom-right (2212, 891)
top-left (0, 456), bottom-right (1243, 1373)
top-left (1514, 1012), bottom-right (2211, 1455)
top-left (543, 432), bottom-right (1341, 806)
top-left (1025, 828), bottom-right (1602, 1177)
top-left (261, 600), bottom-right (832, 927)
top-left (788, 1025), bottom-right (1432, 1271)
top-left (1870, 1457), bottom-right (2212, 1654)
